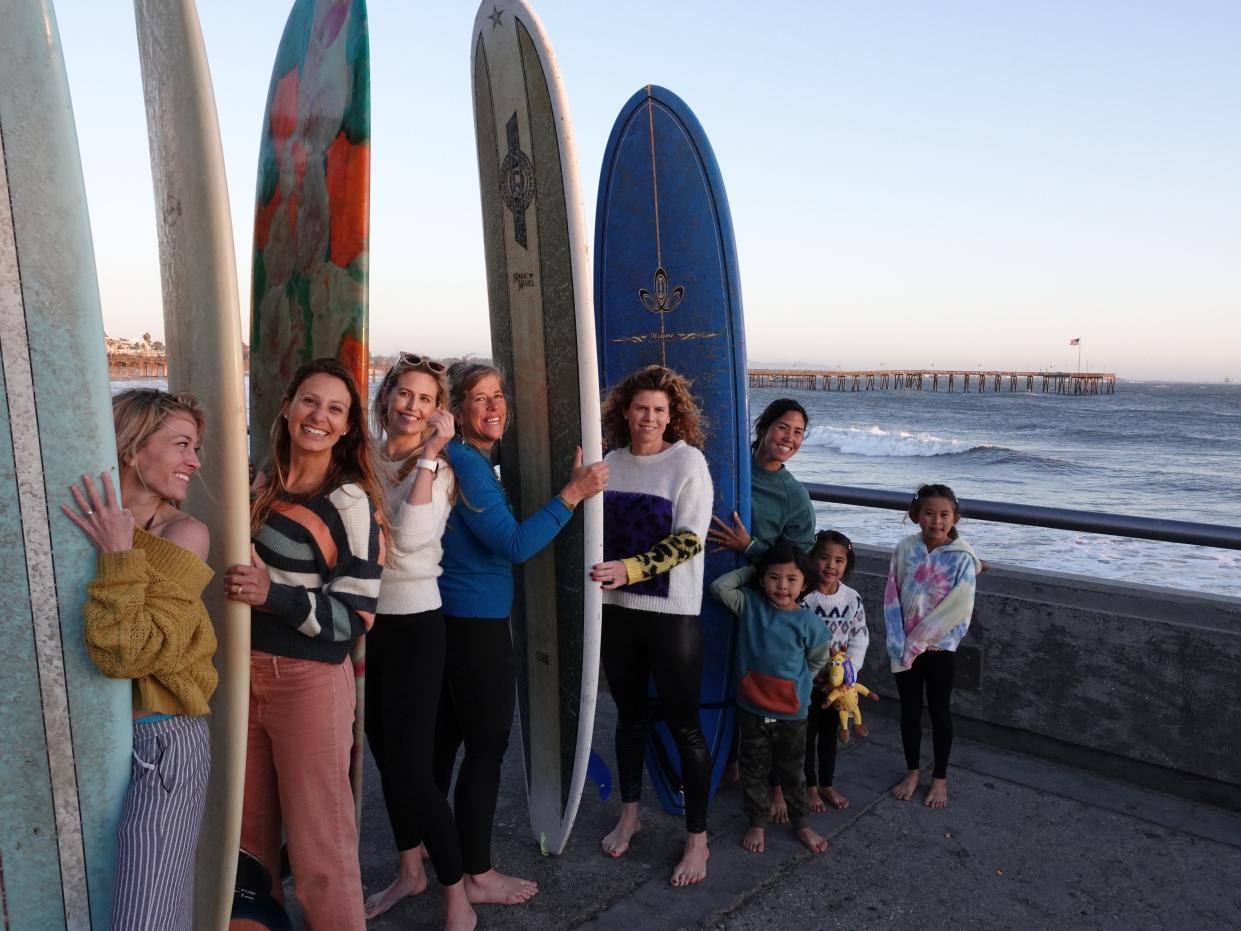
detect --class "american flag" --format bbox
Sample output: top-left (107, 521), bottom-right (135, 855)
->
top-left (1069, 338), bottom-right (1080, 346)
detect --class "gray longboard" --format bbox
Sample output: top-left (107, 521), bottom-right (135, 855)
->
top-left (0, 1), bottom-right (131, 926)
top-left (470, 0), bottom-right (604, 855)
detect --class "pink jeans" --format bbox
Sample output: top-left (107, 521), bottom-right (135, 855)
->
top-left (242, 652), bottom-right (364, 930)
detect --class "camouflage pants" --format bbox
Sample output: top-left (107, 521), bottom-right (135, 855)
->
top-left (738, 710), bottom-right (810, 830)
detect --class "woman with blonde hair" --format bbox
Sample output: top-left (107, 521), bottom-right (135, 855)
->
top-left (225, 357), bottom-right (385, 931)
top-left (63, 388), bottom-right (216, 929)
top-left (590, 365), bottom-right (715, 887)
top-left (363, 352), bottom-right (475, 931)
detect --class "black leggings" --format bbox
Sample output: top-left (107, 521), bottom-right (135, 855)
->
top-left (600, 605), bottom-right (711, 834)
top-left (894, 650), bottom-right (956, 779)
top-left (803, 687), bottom-right (839, 788)
top-left (364, 611), bottom-right (463, 885)
top-left (432, 616), bottom-right (515, 876)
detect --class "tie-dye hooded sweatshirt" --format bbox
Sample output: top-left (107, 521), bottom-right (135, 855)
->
top-left (883, 533), bottom-right (980, 673)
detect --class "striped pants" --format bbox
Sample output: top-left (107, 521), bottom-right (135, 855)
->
top-left (110, 715), bottom-right (210, 931)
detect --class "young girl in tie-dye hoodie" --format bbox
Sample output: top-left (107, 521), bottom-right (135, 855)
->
top-left (884, 484), bottom-right (981, 810)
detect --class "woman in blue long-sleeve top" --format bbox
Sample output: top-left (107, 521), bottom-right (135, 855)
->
top-left (434, 362), bottom-right (607, 907)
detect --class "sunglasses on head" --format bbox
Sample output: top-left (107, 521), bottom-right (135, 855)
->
top-left (397, 352), bottom-right (447, 374)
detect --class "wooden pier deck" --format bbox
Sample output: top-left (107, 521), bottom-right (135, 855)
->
top-left (749, 369), bottom-right (1116, 395)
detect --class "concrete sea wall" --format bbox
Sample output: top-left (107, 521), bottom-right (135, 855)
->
top-left (849, 545), bottom-right (1241, 810)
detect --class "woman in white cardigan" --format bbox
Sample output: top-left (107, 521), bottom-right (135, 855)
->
top-left (363, 353), bottom-right (474, 931)
top-left (590, 365), bottom-right (715, 888)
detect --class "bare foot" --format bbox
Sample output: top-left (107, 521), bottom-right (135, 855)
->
top-left (807, 785), bottom-right (826, 813)
top-left (823, 786), bottom-right (850, 810)
top-left (742, 826), bottom-right (765, 853)
top-left (670, 831), bottom-right (709, 887)
top-left (443, 881), bottom-right (478, 931)
top-left (464, 868), bottom-right (538, 905)
top-left (891, 770), bottom-right (920, 801)
top-left (769, 785), bottom-right (789, 824)
top-left (601, 803), bottom-right (642, 858)
top-left (720, 760), bottom-right (740, 787)
top-left (924, 777), bottom-right (949, 809)
top-left (796, 826), bottom-right (829, 854)
top-left (364, 846), bottom-right (429, 918)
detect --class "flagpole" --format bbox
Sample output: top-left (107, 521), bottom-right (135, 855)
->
top-left (1078, 341), bottom-right (1082, 373)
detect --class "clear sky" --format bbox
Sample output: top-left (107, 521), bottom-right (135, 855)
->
top-left (55, 0), bottom-right (1240, 381)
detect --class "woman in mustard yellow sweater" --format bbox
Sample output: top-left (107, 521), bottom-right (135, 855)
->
top-left (62, 388), bottom-right (217, 930)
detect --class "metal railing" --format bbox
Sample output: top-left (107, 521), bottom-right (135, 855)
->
top-left (804, 482), bottom-right (1241, 551)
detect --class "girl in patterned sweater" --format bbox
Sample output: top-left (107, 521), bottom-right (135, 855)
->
top-left (885, 484), bottom-right (981, 810)
top-left (802, 530), bottom-right (869, 811)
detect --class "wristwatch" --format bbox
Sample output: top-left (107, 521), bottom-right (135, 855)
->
top-left (415, 458), bottom-right (439, 473)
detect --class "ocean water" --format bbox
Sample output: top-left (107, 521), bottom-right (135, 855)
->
top-left (752, 381), bottom-right (1241, 599)
top-left (113, 378), bottom-right (1241, 598)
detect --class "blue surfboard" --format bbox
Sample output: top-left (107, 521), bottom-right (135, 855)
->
top-left (595, 85), bottom-right (749, 816)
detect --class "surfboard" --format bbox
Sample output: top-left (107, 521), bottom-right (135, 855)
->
top-left (470, 0), bottom-right (604, 855)
top-left (594, 85), bottom-right (750, 816)
top-left (249, 0), bottom-right (371, 825)
top-left (133, 2), bottom-right (251, 927)
top-left (0, 2), bottom-right (132, 927)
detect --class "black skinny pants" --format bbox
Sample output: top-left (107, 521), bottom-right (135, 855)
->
top-left (803, 687), bottom-right (839, 788)
top-left (364, 610), bottom-right (463, 885)
top-left (432, 616), bottom-right (515, 876)
top-left (600, 604), bottom-right (711, 835)
top-left (894, 649), bottom-right (956, 779)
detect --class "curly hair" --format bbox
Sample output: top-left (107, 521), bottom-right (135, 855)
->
top-left (600, 364), bottom-right (704, 450)
top-left (112, 388), bottom-right (206, 507)
top-left (251, 357), bottom-right (385, 533)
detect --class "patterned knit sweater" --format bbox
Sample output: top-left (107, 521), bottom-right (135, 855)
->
top-left (883, 533), bottom-right (980, 673)
top-left (602, 441), bottom-right (714, 616)
top-left (803, 582), bottom-right (869, 671)
top-left (84, 528), bottom-right (218, 716)
top-left (252, 482), bottom-right (385, 664)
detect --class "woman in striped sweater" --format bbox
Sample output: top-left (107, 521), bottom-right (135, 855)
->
top-left (225, 358), bottom-right (385, 931)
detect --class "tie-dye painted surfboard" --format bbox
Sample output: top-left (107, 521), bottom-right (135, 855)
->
top-left (0, 2), bottom-right (131, 927)
top-left (250, 0), bottom-right (371, 823)
top-left (133, 1), bottom-right (252, 927)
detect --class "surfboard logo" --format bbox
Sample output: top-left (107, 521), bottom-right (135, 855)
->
top-left (613, 266), bottom-right (717, 364)
top-left (500, 113), bottom-right (536, 249)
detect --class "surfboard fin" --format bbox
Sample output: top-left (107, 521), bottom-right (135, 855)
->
top-left (587, 749), bottom-right (613, 802)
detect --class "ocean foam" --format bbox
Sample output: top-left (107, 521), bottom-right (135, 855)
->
top-left (804, 424), bottom-right (991, 458)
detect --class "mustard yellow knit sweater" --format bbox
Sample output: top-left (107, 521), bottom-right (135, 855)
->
top-left (84, 528), bottom-right (218, 716)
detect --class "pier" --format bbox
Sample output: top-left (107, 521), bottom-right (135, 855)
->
top-left (749, 368), bottom-right (1117, 395)
top-left (106, 349), bottom-right (167, 378)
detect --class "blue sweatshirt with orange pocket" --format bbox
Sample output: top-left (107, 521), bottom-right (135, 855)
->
top-left (710, 566), bottom-right (830, 720)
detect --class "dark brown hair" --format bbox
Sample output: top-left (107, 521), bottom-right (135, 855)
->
top-left (751, 398), bottom-right (809, 454)
top-left (251, 357), bottom-right (384, 533)
top-left (907, 483), bottom-right (960, 540)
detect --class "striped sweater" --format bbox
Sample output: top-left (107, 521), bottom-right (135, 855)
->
top-left (251, 482), bottom-right (385, 664)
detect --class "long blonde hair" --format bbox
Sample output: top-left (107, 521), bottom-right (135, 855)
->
top-left (372, 353), bottom-right (450, 485)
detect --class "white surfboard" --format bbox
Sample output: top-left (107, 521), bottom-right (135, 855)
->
top-left (470, 0), bottom-right (604, 855)
top-left (133, 2), bottom-right (251, 928)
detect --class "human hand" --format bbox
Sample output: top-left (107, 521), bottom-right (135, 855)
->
top-left (423, 409), bottom-right (455, 458)
top-left (707, 511), bottom-right (751, 554)
top-left (560, 447), bottom-right (608, 507)
top-left (224, 544), bottom-right (272, 606)
top-left (590, 559), bottom-right (629, 590)
top-left (61, 472), bottom-right (135, 553)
